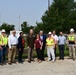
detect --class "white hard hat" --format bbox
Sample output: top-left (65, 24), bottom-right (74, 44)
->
top-left (70, 28), bottom-right (74, 32)
top-left (48, 32), bottom-right (52, 35)
top-left (1, 29), bottom-right (6, 33)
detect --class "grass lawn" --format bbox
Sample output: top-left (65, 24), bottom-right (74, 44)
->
top-left (21, 45), bottom-right (69, 59)
top-left (5, 45), bottom-right (69, 60)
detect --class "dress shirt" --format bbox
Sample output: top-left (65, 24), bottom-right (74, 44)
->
top-left (52, 35), bottom-right (58, 44)
top-left (8, 34), bottom-right (18, 48)
top-left (58, 35), bottom-right (66, 45)
top-left (52, 35), bottom-right (58, 41)
top-left (40, 35), bottom-right (43, 41)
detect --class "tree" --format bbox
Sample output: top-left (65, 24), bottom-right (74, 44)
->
top-left (42, 0), bottom-right (76, 33)
top-left (34, 22), bottom-right (45, 34)
top-left (0, 23), bottom-right (15, 34)
top-left (21, 21), bottom-right (34, 33)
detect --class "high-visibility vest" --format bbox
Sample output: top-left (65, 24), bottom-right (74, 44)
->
top-left (0, 35), bottom-right (3, 45)
top-left (68, 35), bottom-right (75, 41)
top-left (46, 37), bottom-right (55, 46)
top-left (1, 35), bottom-right (8, 45)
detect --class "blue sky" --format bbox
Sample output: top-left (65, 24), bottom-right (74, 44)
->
top-left (0, 0), bottom-right (52, 30)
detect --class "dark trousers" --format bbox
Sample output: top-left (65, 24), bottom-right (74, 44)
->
top-left (36, 48), bottom-right (41, 60)
top-left (0, 46), bottom-right (7, 63)
top-left (59, 45), bottom-right (65, 59)
top-left (41, 46), bottom-right (45, 60)
top-left (2, 46), bottom-right (7, 62)
top-left (54, 45), bottom-right (56, 57)
top-left (0, 50), bottom-right (3, 63)
top-left (18, 48), bottom-right (23, 62)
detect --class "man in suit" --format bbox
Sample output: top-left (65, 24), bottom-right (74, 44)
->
top-left (39, 30), bottom-right (46, 61)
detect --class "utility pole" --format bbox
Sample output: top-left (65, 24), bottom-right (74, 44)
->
top-left (0, 13), bottom-right (1, 26)
top-left (19, 15), bottom-right (21, 31)
top-left (48, 0), bottom-right (50, 10)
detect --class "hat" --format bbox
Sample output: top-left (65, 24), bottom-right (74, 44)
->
top-left (48, 32), bottom-right (52, 35)
top-left (1, 29), bottom-right (6, 33)
top-left (70, 28), bottom-right (74, 32)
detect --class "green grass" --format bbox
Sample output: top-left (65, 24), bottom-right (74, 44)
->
top-left (6, 40), bottom-right (69, 60)
top-left (22, 37), bottom-right (69, 58)
top-left (21, 45), bottom-right (69, 59)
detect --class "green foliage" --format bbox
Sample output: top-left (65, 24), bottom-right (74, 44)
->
top-left (21, 21), bottom-right (34, 33)
top-left (34, 22), bottom-right (45, 34)
top-left (0, 23), bottom-right (15, 34)
top-left (21, 0), bottom-right (76, 34)
top-left (41, 0), bottom-right (76, 33)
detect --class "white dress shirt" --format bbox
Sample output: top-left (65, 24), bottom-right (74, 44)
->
top-left (52, 34), bottom-right (58, 44)
top-left (8, 34), bottom-right (18, 48)
top-left (52, 34), bottom-right (58, 41)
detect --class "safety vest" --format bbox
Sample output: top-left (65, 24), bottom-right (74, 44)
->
top-left (68, 35), bottom-right (75, 41)
top-left (0, 35), bottom-right (3, 45)
top-left (1, 35), bottom-right (8, 45)
top-left (46, 37), bottom-right (55, 46)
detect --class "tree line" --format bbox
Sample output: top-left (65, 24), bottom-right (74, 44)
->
top-left (0, 0), bottom-right (76, 34)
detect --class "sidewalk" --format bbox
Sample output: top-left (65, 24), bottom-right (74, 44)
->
top-left (0, 57), bottom-right (76, 75)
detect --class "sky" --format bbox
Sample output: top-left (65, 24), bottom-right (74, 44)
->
top-left (0, 0), bottom-right (53, 30)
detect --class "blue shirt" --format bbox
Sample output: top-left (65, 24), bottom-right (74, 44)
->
top-left (58, 35), bottom-right (66, 45)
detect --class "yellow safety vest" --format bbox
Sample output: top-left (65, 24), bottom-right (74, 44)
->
top-left (46, 37), bottom-right (55, 46)
top-left (1, 35), bottom-right (8, 45)
top-left (68, 35), bottom-right (75, 41)
top-left (0, 35), bottom-right (3, 45)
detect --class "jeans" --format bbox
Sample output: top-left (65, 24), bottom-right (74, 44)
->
top-left (0, 50), bottom-right (3, 63)
top-left (2, 46), bottom-right (7, 62)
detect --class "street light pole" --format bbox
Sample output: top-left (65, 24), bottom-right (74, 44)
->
top-left (48, 0), bottom-right (50, 10)
top-left (0, 13), bottom-right (1, 26)
top-left (19, 15), bottom-right (21, 31)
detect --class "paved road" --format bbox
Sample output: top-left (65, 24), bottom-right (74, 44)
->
top-left (0, 58), bottom-right (76, 75)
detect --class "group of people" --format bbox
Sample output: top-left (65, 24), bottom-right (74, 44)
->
top-left (0, 28), bottom-right (76, 65)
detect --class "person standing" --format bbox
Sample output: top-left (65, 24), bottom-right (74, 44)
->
top-left (52, 31), bottom-right (58, 59)
top-left (27, 29), bottom-right (35, 63)
top-left (46, 32), bottom-right (55, 62)
top-left (18, 32), bottom-right (25, 63)
top-left (34, 34), bottom-right (43, 63)
top-left (1, 29), bottom-right (8, 64)
top-left (58, 32), bottom-right (66, 60)
top-left (8, 30), bottom-right (18, 64)
top-left (39, 30), bottom-right (46, 61)
top-left (0, 35), bottom-right (3, 65)
top-left (67, 28), bottom-right (76, 61)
